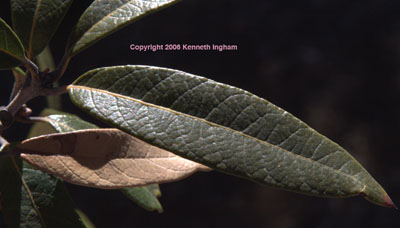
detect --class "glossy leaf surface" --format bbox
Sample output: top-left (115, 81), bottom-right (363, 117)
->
top-left (11, 0), bottom-right (72, 58)
top-left (68, 65), bottom-right (395, 208)
top-left (0, 17), bottom-right (25, 69)
top-left (66, 0), bottom-right (179, 56)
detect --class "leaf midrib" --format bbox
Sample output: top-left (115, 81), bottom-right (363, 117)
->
top-left (0, 47), bottom-right (24, 61)
top-left (28, 0), bottom-right (42, 58)
top-left (74, 0), bottom-right (143, 50)
top-left (69, 85), bottom-right (369, 195)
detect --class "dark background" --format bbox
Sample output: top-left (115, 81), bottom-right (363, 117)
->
top-left (1, 0), bottom-right (400, 227)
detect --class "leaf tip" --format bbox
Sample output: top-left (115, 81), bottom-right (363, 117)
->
top-left (383, 194), bottom-right (398, 210)
top-left (361, 186), bottom-right (397, 209)
top-left (156, 207), bottom-right (164, 214)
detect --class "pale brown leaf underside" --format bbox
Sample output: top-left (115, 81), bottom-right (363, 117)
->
top-left (17, 129), bottom-right (211, 189)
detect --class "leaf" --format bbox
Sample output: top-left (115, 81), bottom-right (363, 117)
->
top-left (147, 184), bottom-right (162, 197)
top-left (27, 110), bottom-right (61, 139)
top-left (66, 0), bottom-right (179, 56)
top-left (68, 65), bottom-right (396, 208)
top-left (20, 162), bottom-right (87, 228)
top-left (74, 208), bottom-right (96, 228)
top-left (0, 17), bottom-right (25, 70)
top-left (0, 156), bottom-right (87, 228)
top-left (0, 157), bottom-right (22, 228)
top-left (0, 110), bottom-right (90, 228)
top-left (18, 129), bottom-right (211, 189)
top-left (10, 0), bottom-right (73, 58)
top-left (121, 185), bottom-right (163, 213)
top-left (35, 111), bottom-right (166, 212)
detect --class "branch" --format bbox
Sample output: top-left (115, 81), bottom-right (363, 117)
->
top-left (40, 85), bottom-right (68, 96)
top-left (1, 54), bottom-right (69, 131)
top-left (1, 80), bottom-right (67, 131)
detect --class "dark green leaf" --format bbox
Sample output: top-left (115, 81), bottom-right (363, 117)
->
top-left (0, 156), bottom-right (87, 228)
top-left (37, 110), bottom-right (164, 212)
top-left (68, 65), bottom-right (395, 208)
top-left (0, 17), bottom-right (25, 70)
top-left (0, 157), bottom-right (22, 228)
top-left (20, 163), bottom-right (87, 228)
top-left (66, 0), bottom-right (179, 56)
top-left (11, 0), bottom-right (73, 58)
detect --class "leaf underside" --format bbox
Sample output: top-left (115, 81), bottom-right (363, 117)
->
top-left (0, 110), bottom-right (89, 228)
top-left (66, 0), bottom-right (180, 56)
top-left (68, 65), bottom-right (394, 208)
top-left (18, 129), bottom-right (211, 189)
top-left (29, 112), bottom-right (165, 212)
top-left (0, 109), bottom-right (87, 228)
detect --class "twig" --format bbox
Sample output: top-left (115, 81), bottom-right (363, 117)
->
top-left (1, 53), bottom-right (69, 131)
top-left (39, 85), bottom-right (68, 96)
top-left (24, 57), bottom-right (40, 78)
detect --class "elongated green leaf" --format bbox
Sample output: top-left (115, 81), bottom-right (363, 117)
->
top-left (68, 65), bottom-right (396, 208)
top-left (20, 162), bottom-right (87, 228)
top-left (121, 185), bottom-right (163, 213)
top-left (27, 111), bottom-right (167, 212)
top-left (74, 209), bottom-right (95, 228)
top-left (11, 0), bottom-right (73, 58)
top-left (0, 17), bottom-right (25, 69)
top-left (66, 0), bottom-right (179, 56)
top-left (0, 155), bottom-right (87, 228)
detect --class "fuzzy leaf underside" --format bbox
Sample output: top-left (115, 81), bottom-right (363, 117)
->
top-left (67, 0), bottom-right (179, 56)
top-left (37, 113), bottom-right (164, 211)
top-left (19, 128), bottom-right (211, 189)
top-left (0, 17), bottom-right (25, 69)
top-left (68, 65), bottom-right (394, 208)
top-left (28, 110), bottom-right (162, 212)
top-left (10, 0), bottom-right (73, 58)
top-left (4, 111), bottom-right (89, 228)
top-left (0, 110), bottom-right (87, 228)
